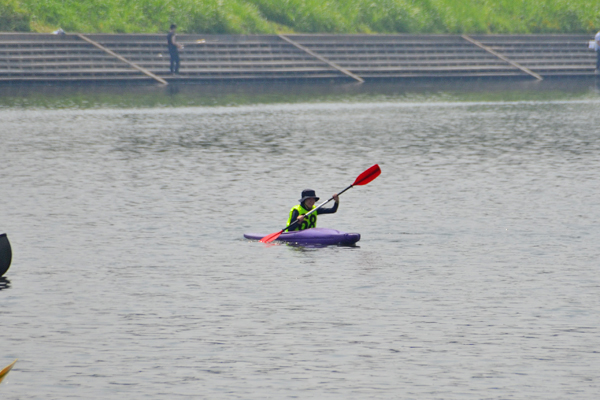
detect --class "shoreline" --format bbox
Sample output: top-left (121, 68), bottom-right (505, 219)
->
top-left (1, 33), bottom-right (597, 85)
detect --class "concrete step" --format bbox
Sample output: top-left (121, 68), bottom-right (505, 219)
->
top-left (0, 33), bottom-right (596, 82)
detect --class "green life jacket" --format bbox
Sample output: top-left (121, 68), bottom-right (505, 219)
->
top-left (286, 203), bottom-right (317, 231)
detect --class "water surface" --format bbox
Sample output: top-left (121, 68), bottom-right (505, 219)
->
top-left (1, 79), bottom-right (600, 399)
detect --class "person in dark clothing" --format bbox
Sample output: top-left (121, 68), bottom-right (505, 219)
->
top-left (287, 189), bottom-right (339, 231)
top-left (167, 24), bottom-right (182, 74)
top-left (595, 31), bottom-right (600, 72)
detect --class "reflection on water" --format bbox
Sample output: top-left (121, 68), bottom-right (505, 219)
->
top-left (1, 80), bottom-right (600, 399)
top-left (0, 277), bottom-right (10, 291)
top-left (1, 78), bottom-right (599, 109)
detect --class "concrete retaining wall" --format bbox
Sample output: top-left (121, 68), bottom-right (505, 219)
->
top-left (0, 33), bottom-right (596, 84)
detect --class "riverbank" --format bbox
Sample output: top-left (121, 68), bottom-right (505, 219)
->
top-left (0, 33), bottom-right (597, 84)
top-left (2, 0), bottom-right (599, 35)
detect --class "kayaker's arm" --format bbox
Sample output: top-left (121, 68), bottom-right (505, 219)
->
top-left (315, 201), bottom-right (338, 215)
top-left (290, 208), bottom-right (301, 225)
top-left (289, 200), bottom-right (339, 225)
top-left (290, 203), bottom-right (339, 224)
top-left (317, 193), bottom-right (339, 215)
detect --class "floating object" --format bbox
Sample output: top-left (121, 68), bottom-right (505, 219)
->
top-left (245, 228), bottom-right (360, 246)
top-left (0, 359), bottom-right (17, 385)
top-left (0, 234), bottom-right (12, 277)
top-left (259, 164), bottom-right (381, 243)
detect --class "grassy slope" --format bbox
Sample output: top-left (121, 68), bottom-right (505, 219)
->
top-left (1, 0), bottom-right (599, 34)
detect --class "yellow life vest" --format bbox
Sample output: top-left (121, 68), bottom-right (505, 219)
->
top-left (286, 204), bottom-right (317, 231)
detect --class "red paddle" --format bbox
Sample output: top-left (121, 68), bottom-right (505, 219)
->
top-left (259, 164), bottom-right (382, 243)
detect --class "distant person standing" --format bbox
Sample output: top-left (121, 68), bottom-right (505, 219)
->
top-left (167, 24), bottom-right (182, 74)
top-left (596, 30), bottom-right (600, 73)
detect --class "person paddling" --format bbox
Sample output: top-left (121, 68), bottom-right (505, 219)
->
top-left (259, 165), bottom-right (380, 243)
top-left (287, 189), bottom-right (339, 231)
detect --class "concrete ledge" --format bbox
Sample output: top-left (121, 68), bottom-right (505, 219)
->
top-left (0, 33), bottom-right (597, 83)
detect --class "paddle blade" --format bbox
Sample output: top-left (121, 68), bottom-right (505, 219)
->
top-left (259, 230), bottom-right (284, 243)
top-left (353, 164), bottom-right (381, 186)
top-left (0, 359), bottom-right (17, 384)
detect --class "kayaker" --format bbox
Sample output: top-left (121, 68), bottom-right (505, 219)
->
top-left (287, 189), bottom-right (339, 231)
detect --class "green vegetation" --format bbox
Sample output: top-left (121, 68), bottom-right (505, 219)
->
top-left (1, 0), bottom-right (599, 34)
top-left (0, 0), bottom-right (29, 31)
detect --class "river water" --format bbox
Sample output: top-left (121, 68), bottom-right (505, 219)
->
top-left (1, 79), bottom-right (600, 399)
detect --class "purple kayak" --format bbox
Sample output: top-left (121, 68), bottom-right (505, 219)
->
top-left (244, 228), bottom-right (360, 246)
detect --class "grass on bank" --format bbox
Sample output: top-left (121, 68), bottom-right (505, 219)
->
top-left (1, 0), bottom-right (599, 34)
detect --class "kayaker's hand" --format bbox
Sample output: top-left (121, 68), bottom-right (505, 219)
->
top-left (333, 194), bottom-right (339, 203)
top-left (297, 214), bottom-right (305, 223)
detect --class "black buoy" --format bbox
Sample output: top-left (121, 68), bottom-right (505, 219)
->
top-left (0, 233), bottom-right (12, 277)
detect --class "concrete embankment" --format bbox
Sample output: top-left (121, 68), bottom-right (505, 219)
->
top-left (0, 33), bottom-right (596, 84)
